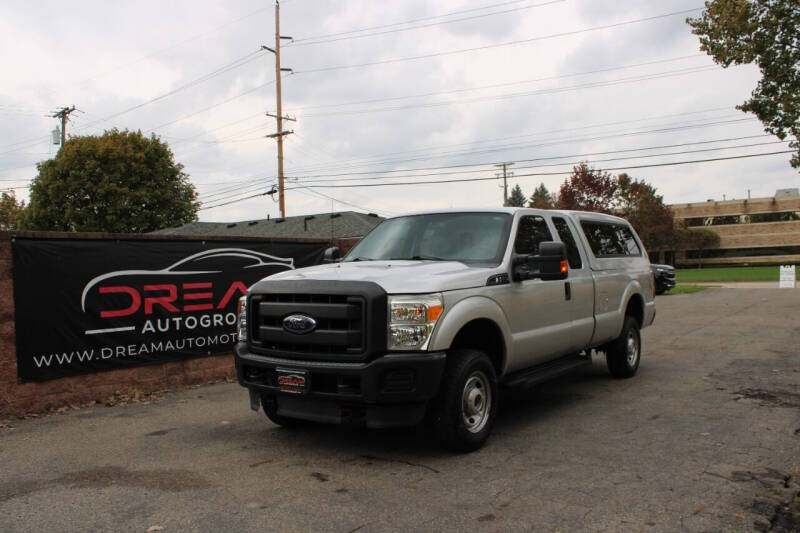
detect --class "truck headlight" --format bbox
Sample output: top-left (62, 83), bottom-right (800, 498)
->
top-left (388, 294), bottom-right (443, 351)
top-left (237, 296), bottom-right (248, 342)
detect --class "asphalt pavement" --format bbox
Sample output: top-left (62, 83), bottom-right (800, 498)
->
top-left (1, 288), bottom-right (798, 532)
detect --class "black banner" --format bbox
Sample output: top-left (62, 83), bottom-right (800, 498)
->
top-left (13, 238), bottom-right (326, 382)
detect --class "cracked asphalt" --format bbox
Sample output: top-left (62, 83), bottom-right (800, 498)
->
top-left (1, 288), bottom-right (798, 532)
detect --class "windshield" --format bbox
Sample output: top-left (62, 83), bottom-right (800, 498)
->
top-left (344, 212), bottom-right (512, 265)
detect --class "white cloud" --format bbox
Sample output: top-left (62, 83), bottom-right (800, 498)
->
top-left (0, 0), bottom-right (795, 223)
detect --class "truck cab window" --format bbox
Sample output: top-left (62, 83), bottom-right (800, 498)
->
top-left (552, 217), bottom-right (582, 269)
top-left (514, 215), bottom-right (552, 255)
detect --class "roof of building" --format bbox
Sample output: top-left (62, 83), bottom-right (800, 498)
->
top-left (151, 211), bottom-right (384, 240)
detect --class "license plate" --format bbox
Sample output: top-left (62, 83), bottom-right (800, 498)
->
top-left (276, 368), bottom-right (308, 394)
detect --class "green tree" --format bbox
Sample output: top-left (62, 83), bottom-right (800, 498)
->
top-left (616, 173), bottom-right (675, 251)
top-left (506, 184), bottom-right (527, 207)
top-left (686, 228), bottom-right (721, 268)
top-left (528, 182), bottom-right (556, 209)
top-left (688, 1), bottom-right (800, 168)
top-left (0, 191), bottom-right (26, 230)
top-left (21, 129), bottom-right (198, 233)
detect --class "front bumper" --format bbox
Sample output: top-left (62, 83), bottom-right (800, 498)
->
top-left (655, 273), bottom-right (676, 292)
top-left (235, 343), bottom-right (446, 428)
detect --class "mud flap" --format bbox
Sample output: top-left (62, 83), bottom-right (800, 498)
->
top-left (249, 389), bottom-right (260, 412)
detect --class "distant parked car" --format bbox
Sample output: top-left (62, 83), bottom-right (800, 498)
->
top-left (651, 264), bottom-right (676, 294)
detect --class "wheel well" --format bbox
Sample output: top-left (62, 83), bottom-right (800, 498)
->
top-left (449, 319), bottom-right (505, 375)
top-left (625, 293), bottom-right (644, 327)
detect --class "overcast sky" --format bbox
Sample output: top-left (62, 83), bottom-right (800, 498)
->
top-left (1, 0), bottom-right (796, 222)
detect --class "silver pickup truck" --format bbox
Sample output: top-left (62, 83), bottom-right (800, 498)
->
top-left (235, 208), bottom-right (656, 451)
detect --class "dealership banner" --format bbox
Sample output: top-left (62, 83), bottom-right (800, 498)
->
top-left (13, 238), bottom-right (327, 382)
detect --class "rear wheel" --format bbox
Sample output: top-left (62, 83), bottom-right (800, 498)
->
top-left (430, 349), bottom-right (498, 452)
top-left (605, 316), bottom-right (641, 378)
top-left (261, 395), bottom-right (307, 428)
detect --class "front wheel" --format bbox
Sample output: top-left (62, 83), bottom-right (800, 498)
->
top-left (430, 349), bottom-right (498, 452)
top-left (605, 316), bottom-right (641, 378)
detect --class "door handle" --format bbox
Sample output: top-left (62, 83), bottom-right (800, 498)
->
top-left (565, 282), bottom-right (571, 301)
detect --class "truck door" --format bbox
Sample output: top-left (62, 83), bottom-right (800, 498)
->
top-left (551, 215), bottom-right (595, 352)
top-left (500, 214), bottom-right (574, 368)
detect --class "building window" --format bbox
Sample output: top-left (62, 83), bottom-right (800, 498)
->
top-left (686, 246), bottom-right (800, 259)
top-left (684, 211), bottom-right (800, 227)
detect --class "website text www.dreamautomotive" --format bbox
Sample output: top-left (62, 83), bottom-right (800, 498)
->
top-left (32, 332), bottom-right (237, 368)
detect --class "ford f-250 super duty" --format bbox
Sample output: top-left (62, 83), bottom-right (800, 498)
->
top-left (235, 208), bottom-right (656, 451)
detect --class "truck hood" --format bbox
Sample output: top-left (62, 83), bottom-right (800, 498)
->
top-left (262, 260), bottom-right (498, 294)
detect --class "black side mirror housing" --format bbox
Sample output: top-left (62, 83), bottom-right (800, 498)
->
top-left (323, 246), bottom-right (341, 262)
top-left (511, 241), bottom-right (568, 282)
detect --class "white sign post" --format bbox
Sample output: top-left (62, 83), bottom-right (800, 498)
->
top-left (779, 265), bottom-right (796, 288)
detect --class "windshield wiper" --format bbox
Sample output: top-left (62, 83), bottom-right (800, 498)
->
top-left (390, 255), bottom-right (447, 261)
top-left (348, 257), bottom-right (374, 262)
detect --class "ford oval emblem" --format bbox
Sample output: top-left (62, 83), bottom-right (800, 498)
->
top-left (282, 314), bottom-right (317, 335)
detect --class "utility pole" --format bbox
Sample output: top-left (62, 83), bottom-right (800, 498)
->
top-left (262, 0), bottom-right (294, 218)
top-left (495, 162), bottom-right (514, 206)
top-left (50, 106), bottom-right (77, 151)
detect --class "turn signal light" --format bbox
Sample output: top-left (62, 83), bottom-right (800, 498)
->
top-left (560, 260), bottom-right (568, 274)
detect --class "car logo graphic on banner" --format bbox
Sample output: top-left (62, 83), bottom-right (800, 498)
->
top-left (80, 248), bottom-right (295, 336)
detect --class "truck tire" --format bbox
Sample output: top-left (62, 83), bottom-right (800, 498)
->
top-left (261, 395), bottom-right (306, 428)
top-left (605, 316), bottom-right (641, 379)
top-left (430, 349), bottom-right (498, 452)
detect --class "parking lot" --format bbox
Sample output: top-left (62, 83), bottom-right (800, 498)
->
top-left (1, 288), bottom-right (798, 532)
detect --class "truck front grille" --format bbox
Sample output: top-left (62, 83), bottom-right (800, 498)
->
top-left (249, 293), bottom-right (366, 360)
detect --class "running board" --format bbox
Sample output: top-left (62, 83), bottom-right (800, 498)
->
top-left (502, 354), bottom-right (592, 388)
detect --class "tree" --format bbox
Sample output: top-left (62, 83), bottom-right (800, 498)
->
top-left (528, 183), bottom-right (556, 209)
top-left (557, 163), bottom-right (617, 213)
top-left (506, 184), bottom-right (527, 207)
top-left (616, 173), bottom-right (675, 251)
top-left (0, 191), bottom-right (25, 230)
top-left (21, 129), bottom-right (198, 233)
top-left (558, 166), bottom-right (676, 251)
top-left (688, 1), bottom-right (800, 169)
top-left (686, 228), bottom-right (721, 268)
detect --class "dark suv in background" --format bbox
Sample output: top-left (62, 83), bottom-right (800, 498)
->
top-left (651, 264), bottom-right (676, 294)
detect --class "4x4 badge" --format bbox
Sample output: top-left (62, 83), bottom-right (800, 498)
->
top-left (282, 314), bottom-right (317, 334)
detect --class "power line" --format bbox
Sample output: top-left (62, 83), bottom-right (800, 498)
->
top-left (290, 0), bottom-right (532, 43)
top-left (297, 65), bottom-right (722, 118)
top-left (283, 106), bottom-right (741, 174)
top-left (292, 8), bottom-right (702, 75)
top-left (198, 142), bottom-right (788, 208)
top-left (289, 136), bottom-right (779, 182)
top-left (288, 0), bottom-right (564, 47)
top-left (292, 187), bottom-right (394, 216)
top-left (141, 79), bottom-right (277, 134)
top-left (286, 116), bottom-right (759, 175)
top-left (291, 54), bottom-right (706, 112)
top-left (199, 190), bottom-right (274, 211)
top-left (75, 49), bottom-right (267, 131)
top-left (73, 6), bottom-right (272, 87)
top-left (284, 151), bottom-right (794, 190)
top-left (293, 140), bottom-right (789, 185)
top-left (202, 148), bottom-right (794, 210)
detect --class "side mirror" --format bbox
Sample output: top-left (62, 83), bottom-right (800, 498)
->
top-left (511, 241), bottom-right (568, 282)
top-left (323, 246), bottom-right (341, 263)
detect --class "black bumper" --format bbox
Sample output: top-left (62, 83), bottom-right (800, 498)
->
top-left (235, 343), bottom-right (446, 428)
top-left (655, 276), bottom-right (676, 292)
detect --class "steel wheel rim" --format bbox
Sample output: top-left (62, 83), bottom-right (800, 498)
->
top-left (626, 330), bottom-right (639, 367)
top-left (461, 370), bottom-right (491, 434)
